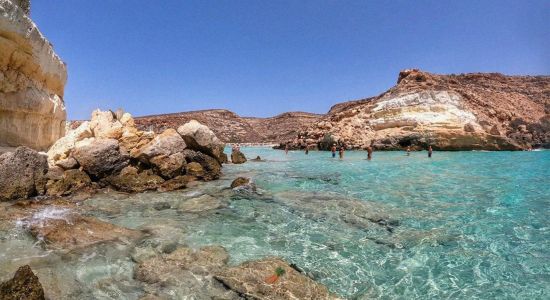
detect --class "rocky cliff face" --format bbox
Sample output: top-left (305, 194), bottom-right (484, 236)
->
top-left (0, 0), bottom-right (67, 150)
top-left (282, 70), bottom-right (549, 150)
top-left (132, 109), bottom-right (322, 144)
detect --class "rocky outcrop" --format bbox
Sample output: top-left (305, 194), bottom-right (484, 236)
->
top-left (131, 109), bottom-right (323, 144)
top-left (0, 146), bottom-right (48, 201)
top-left (0, 265), bottom-right (45, 300)
top-left (0, 0), bottom-right (67, 150)
top-left (230, 150), bottom-right (246, 164)
top-left (280, 70), bottom-right (549, 150)
top-left (41, 110), bottom-right (226, 199)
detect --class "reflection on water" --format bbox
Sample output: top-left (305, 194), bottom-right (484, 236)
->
top-left (1, 148), bottom-right (549, 299)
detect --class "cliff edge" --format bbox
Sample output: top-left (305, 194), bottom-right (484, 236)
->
top-left (0, 0), bottom-right (67, 150)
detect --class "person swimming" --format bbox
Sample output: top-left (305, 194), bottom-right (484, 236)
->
top-left (285, 143), bottom-right (289, 155)
top-left (406, 145), bottom-right (411, 156)
top-left (367, 146), bottom-right (373, 160)
top-left (428, 145), bottom-right (433, 158)
top-left (305, 144), bottom-right (309, 155)
top-left (339, 145), bottom-right (344, 159)
top-left (331, 144), bottom-right (337, 158)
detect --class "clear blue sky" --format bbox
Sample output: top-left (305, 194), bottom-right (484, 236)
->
top-left (32, 0), bottom-right (548, 120)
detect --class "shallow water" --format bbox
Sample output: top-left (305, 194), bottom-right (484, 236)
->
top-left (1, 148), bottom-right (549, 299)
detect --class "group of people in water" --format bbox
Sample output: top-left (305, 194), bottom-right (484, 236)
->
top-left (283, 143), bottom-right (434, 159)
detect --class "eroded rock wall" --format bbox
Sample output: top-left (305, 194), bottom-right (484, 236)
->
top-left (0, 0), bottom-right (67, 150)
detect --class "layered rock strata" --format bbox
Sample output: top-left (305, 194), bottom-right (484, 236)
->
top-left (0, 0), bottom-right (67, 150)
top-left (278, 70), bottom-right (549, 150)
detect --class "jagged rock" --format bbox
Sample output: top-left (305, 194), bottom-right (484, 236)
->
top-left (230, 150), bottom-right (246, 164)
top-left (183, 150), bottom-right (221, 181)
top-left (54, 157), bottom-right (79, 169)
top-left (215, 257), bottom-right (340, 300)
top-left (185, 162), bottom-right (204, 177)
top-left (0, 147), bottom-right (48, 201)
top-left (72, 138), bottom-right (129, 178)
top-left (157, 175), bottom-right (191, 192)
top-left (177, 195), bottom-right (226, 213)
top-left (89, 109), bottom-right (123, 139)
top-left (25, 212), bottom-right (141, 250)
top-left (46, 121), bottom-right (93, 167)
top-left (177, 120), bottom-right (226, 163)
top-left (135, 128), bottom-right (186, 162)
top-left (230, 177), bottom-right (250, 189)
top-left (0, 0), bottom-right (67, 150)
top-left (0, 265), bottom-right (45, 300)
top-left (46, 169), bottom-right (91, 196)
top-left (150, 152), bottom-right (186, 178)
top-left (104, 166), bottom-right (164, 193)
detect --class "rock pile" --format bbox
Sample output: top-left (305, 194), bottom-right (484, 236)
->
top-left (0, 109), bottom-right (227, 201)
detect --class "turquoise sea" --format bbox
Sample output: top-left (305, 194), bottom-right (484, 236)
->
top-left (1, 148), bottom-right (549, 299)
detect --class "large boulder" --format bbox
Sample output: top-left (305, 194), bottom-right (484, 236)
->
top-left (72, 138), bottom-right (129, 178)
top-left (89, 109), bottom-right (124, 139)
top-left (230, 150), bottom-right (247, 164)
top-left (149, 152), bottom-right (186, 178)
top-left (135, 128), bottom-right (186, 161)
top-left (46, 121), bottom-right (93, 167)
top-left (183, 150), bottom-right (221, 181)
top-left (0, 265), bottom-right (45, 300)
top-left (0, 147), bottom-right (48, 201)
top-left (177, 120), bottom-right (226, 163)
top-left (215, 257), bottom-right (339, 299)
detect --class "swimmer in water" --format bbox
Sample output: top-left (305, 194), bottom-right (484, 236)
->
top-left (428, 145), bottom-right (433, 158)
top-left (331, 144), bottom-right (337, 158)
top-left (285, 143), bottom-right (289, 155)
top-left (367, 146), bottom-right (373, 160)
top-left (339, 145), bottom-right (344, 159)
top-left (305, 144), bottom-right (309, 155)
top-left (406, 145), bottom-right (411, 156)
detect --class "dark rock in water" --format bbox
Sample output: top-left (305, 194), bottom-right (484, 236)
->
top-left (251, 155), bottom-right (263, 161)
top-left (0, 147), bottom-right (48, 201)
top-left (0, 265), bottom-right (45, 300)
top-left (214, 257), bottom-right (339, 299)
top-left (183, 150), bottom-right (221, 181)
top-left (230, 150), bottom-right (246, 164)
top-left (153, 202), bottom-right (171, 211)
top-left (185, 162), bottom-right (205, 178)
top-left (72, 138), bottom-right (129, 179)
top-left (157, 175), bottom-right (191, 192)
top-left (230, 177), bottom-right (250, 189)
top-left (104, 166), bottom-right (165, 193)
top-left (46, 169), bottom-right (92, 197)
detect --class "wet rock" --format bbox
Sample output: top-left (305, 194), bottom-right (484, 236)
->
top-left (104, 167), bottom-right (165, 193)
top-left (149, 152), bottom-right (186, 178)
top-left (177, 120), bottom-right (226, 163)
top-left (178, 195), bottom-right (226, 213)
top-left (0, 265), bottom-right (45, 300)
top-left (153, 202), bottom-right (171, 211)
top-left (215, 257), bottom-right (339, 299)
top-left (135, 128), bottom-right (186, 162)
top-left (0, 147), bottom-right (48, 201)
top-left (46, 169), bottom-right (92, 197)
top-left (183, 150), bottom-right (221, 181)
top-left (185, 162), bottom-right (205, 177)
top-left (157, 175), bottom-right (191, 192)
top-left (26, 211), bottom-right (141, 250)
top-left (230, 177), bottom-right (250, 189)
top-left (230, 150), bottom-right (247, 164)
top-left (251, 155), bottom-right (263, 161)
top-left (72, 138), bottom-right (129, 178)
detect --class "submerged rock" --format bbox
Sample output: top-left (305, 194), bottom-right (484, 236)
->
top-left (177, 120), bottom-right (226, 163)
top-left (230, 150), bottom-right (247, 164)
top-left (177, 195), bottom-right (227, 213)
top-left (26, 211), bottom-right (141, 250)
top-left (215, 257), bottom-right (340, 299)
top-left (0, 147), bottom-right (48, 201)
top-left (0, 265), bottom-right (45, 300)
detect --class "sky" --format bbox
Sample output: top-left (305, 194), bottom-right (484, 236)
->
top-left (31, 0), bottom-right (549, 120)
